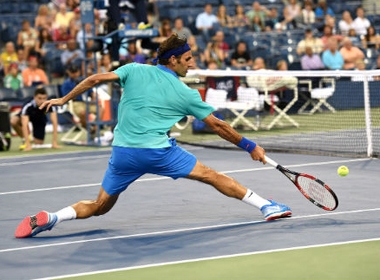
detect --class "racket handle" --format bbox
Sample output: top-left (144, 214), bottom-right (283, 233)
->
top-left (264, 156), bottom-right (279, 168)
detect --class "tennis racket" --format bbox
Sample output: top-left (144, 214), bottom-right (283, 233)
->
top-left (265, 156), bottom-right (339, 211)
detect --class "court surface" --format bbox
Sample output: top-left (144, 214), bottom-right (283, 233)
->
top-left (0, 146), bottom-right (379, 279)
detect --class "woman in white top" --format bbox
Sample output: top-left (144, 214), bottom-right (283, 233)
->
top-left (338, 10), bottom-right (355, 36)
top-left (283, 0), bottom-right (301, 27)
top-left (353, 6), bottom-right (371, 36)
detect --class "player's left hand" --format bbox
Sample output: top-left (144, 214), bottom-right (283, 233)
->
top-left (39, 98), bottom-right (65, 112)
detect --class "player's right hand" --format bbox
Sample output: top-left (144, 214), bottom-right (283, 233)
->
top-left (39, 98), bottom-right (65, 112)
top-left (250, 145), bottom-right (266, 164)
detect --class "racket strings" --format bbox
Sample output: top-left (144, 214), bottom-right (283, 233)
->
top-left (297, 176), bottom-right (337, 209)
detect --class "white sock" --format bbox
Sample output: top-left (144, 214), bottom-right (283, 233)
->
top-left (242, 189), bottom-right (270, 209)
top-left (54, 206), bottom-right (77, 224)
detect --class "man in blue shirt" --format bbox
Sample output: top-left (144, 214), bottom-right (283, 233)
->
top-left (322, 37), bottom-right (344, 70)
top-left (15, 34), bottom-right (291, 238)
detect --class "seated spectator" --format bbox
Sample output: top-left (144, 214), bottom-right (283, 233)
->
top-left (10, 86), bottom-right (60, 151)
top-left (154, 18), bottom-right (173, 43)
top-left (21, 56), bottom-right (49, 87)
top-left (338, 10), bottom-right (355, 36)
top-left (125, 41), bottom-right (146, 64)
top-left (251, 15), bottom-right (265, 32)
top-left (98, 53), bottom-right (113, 73)
top-left (322, 37), bottom-right (344, 70)
top-left (297, 29), bottom-right (324, 56)
top-left (282, 0), bottom-right (302, 28)
top-left (216, 4), bottom-right (233, 28)
top-left (34, 28), bottom-right (54, 61)
top-left (347, 28), bottom-right (361, 46)
top-left (301, 1), bottom-right (316, 26)
top-left (53, 3), bottom-right (74, 29)
top-left (301, 46), bottom-right (325, 70)
top-left (17, 20), bottom-right (38, 59)
top-left (247, 57), bottom-right (298, 92)
top-left (353, 6), bottom-right (371, 36)
top-left (362, 26), bottom-right (380, 50)
top-left (76, 23), bottom-right (94, 50)
top-left (187, 35), bottom-right (203, 69)
top-left (0, 42), bottom-right (19, 76)
top-left (54, 24), bottom-right (73, 43)
top-left (320, 25), bottom-right (343, 50)
top-left (213, 30), bottom-right (230, 57)
top-left (232, 4), bottom-right (249, 28)
top-left (34, 4), bottom-right (53, 31)
top-left (203, 40), bottom-right (226, 69)
top-left (61, 38), bottom-right (84, 68)
top-left (315, 0), bottom-right (335, 23)
top-left (340, 37), bottom-right (365, 70)
top-left (172, 17), bottom-right (192, 40)
top-left (17, 48), bottom-right (28, 73)
top-left (195, 3), bottom-right (219, 42)
top-left (324, 14), bottom-right (338, 34)
top-left (230, 41), bottom-right (253, 70)
top-left (351, 59), bottom-right (374, 82)
top-left (4, 63), bottom-right (23, 90)
top-left (61, 64), bottom-right (103, 131)
top-left (246, 2), bottom-right (270, 30)
top-left (265, 6), bottom-right (283, 31)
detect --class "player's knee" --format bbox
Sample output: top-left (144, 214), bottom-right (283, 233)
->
top-left (93, 200), bottom-right (113, 216)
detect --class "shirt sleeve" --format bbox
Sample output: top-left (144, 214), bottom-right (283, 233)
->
top-left (185, 88), bottom-right (215, 120)
top-left (113, 63), bottom-right (135, 88)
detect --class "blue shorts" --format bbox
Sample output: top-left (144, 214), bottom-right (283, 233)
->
top-left (102, 139), bottom-right (197, 195)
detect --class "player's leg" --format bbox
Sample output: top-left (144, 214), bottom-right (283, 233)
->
top-left (186, 160), bottom-right (292, 220)
top-left (10, 114), bottom-right (22, 138)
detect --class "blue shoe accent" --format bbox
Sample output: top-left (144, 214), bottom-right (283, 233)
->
top-left (260, 200), bottom-right (292, 221)
top-left (30, 212), bottom-right (58, 237)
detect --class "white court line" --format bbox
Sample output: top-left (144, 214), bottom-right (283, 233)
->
top-left (34, 237), bottom-right (380, 280)
top-left (2, 207), bottom-right (380, 254)
top-left (0, 157), bottom-right (373, 196)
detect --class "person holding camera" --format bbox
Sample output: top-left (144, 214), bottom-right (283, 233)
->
top-left (61, 64), bottom-right (103, 133)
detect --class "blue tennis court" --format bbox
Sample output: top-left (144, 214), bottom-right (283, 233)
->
top-left (0, 147), bottom-right (379, 279)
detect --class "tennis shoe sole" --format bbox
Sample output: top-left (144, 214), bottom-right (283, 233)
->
top-left (14, 211), bottom-right (56, 238)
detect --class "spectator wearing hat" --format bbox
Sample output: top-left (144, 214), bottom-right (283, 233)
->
top-left (4, 63), bottom-right (24, 90)
top-left (21, 56), bottom-right (49, 87)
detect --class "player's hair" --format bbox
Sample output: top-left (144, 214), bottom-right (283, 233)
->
top-left (34, 87), bottom-right (47, 96)
top-left (157, 33), bottom-right (187, 65)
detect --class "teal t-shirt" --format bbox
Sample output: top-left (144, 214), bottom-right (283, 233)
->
top-left (112, 63), bottom-right (215, 148)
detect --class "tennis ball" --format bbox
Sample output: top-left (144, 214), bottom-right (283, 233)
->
top-left (337, 165), bottom-right (349, 177)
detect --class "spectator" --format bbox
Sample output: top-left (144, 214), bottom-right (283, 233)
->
top-left (296, 29), bottom-right (324, 55)
top-left (372, 55), bottom-right (380, 80)
top-left (10, 87), bottom-right (60, 151)
top-left (301, 1), bottom-right (316, 26)
top-left (53, 3), bottom-right (74, 29)
top-left (362, 26), bottom-right (380, 50)
top-left (76, 23), bottom-right (94, 50)
top-left (17, 48), bottom-right (28, 73)
top-left (4, 63), bottom-right (23, 90)
top-left (98, 53), bottom-right (113, 73)
top-left (125, 41), bottom-right (146, 64)
top-left (251, 15), bottom-right (265, 32)
top-left (61, 38), bottom-right (84, 68)
top-left (351, 59), bottom-right (373, 82)
top-left (203, 40), bottom-right (226, 69)
top-left (320, 25), bottom-right (343, 50)
top-left (301, 46), bottom-right (325, 70)
top-left (339, 37), bottom-right (365, 70)
top-left (61, 63), bottom-right (103, 131)
top-left (347, 28), bottom-right (361, 46)
top-left (282, 0), bottom-right (302, 28)
top-left (232, 4), bottom-right (249, 28)
top-left (230, 41), bottom-right (253, 70)
top-left (324, 14), bottom-right (337, 34)
top-left (195, 3), bottom-right (219, 42)
top-left (17, 20), bottom-right (38, 59)
top-left (338, 10), bottom-right (355, 36)
top-left (172, 17), bottom-right (192, 40)
top-left (216, 4), bottom-right (233, 28)
top-left (34, 4), bottom-right (53, 31)
top-left (187, 35), bottom-right (203, 69)
top-left (246, 2), bottom-right (270, 30)
top-left (68, 17), bottom-right (81, 41)
top-left (0, 42), bottom-right (19, 76)
top-left (34, 28), bottom-right (54, 61)
top-left (213, 30), bottom-right (230, 55)
top-left (353, 6), bottom-right (371, 36)
top-left (265, 7), bottom-right (283, 31)
top-left (155, 18), bottom-right (173, 43)
top-left (314, 0), bottom-right (335, 23)
top-left (21, 56), bottom-right (49, 87)
top-left (206, 58), bottom-right (219, 70)
top-left (322, 37), bottom-right (344, 70)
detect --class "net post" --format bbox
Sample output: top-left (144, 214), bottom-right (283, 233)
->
top-left (363, 74), bottom-right (373, 158)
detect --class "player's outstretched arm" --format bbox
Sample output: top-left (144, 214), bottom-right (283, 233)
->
top-left (202, 113), bottom-right (266, 164)
top-left (39, 72), bottom-right (120, 112)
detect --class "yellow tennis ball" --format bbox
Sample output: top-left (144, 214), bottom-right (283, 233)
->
top-left (337, 166), bottom-right (349, 177)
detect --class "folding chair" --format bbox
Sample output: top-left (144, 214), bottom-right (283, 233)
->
top-left (225, 86), bottom-right (262, 131)
top-left (298, 78), bottom-right (336, 115)
top-left (263, 85), bottom-right (299, 130)
top-left (60, 100), bottom-right (87, 143)
top-left (205, 88), bottom-right (227, 110)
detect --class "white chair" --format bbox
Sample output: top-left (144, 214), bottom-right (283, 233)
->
top-left (205, 88), bottom-right (228, 110)
top-left (60, 100), bottom-right (87, 143)
top-left (225, 86), bottom-right (262, 131)
top-left (298, 78), bottom-right (336, 115)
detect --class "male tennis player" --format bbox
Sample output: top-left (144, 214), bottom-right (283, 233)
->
top-left (14, 34), bottom-right (291, 238)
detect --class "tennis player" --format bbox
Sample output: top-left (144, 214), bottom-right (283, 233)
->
top-left (14, 34), bottom-right (291, 238)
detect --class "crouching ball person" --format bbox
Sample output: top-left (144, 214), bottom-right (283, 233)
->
top-left (15, 34), bottom-right (291, 238)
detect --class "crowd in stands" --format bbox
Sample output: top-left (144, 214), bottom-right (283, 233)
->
top-left (1, 0), bottom-right (380, 93)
